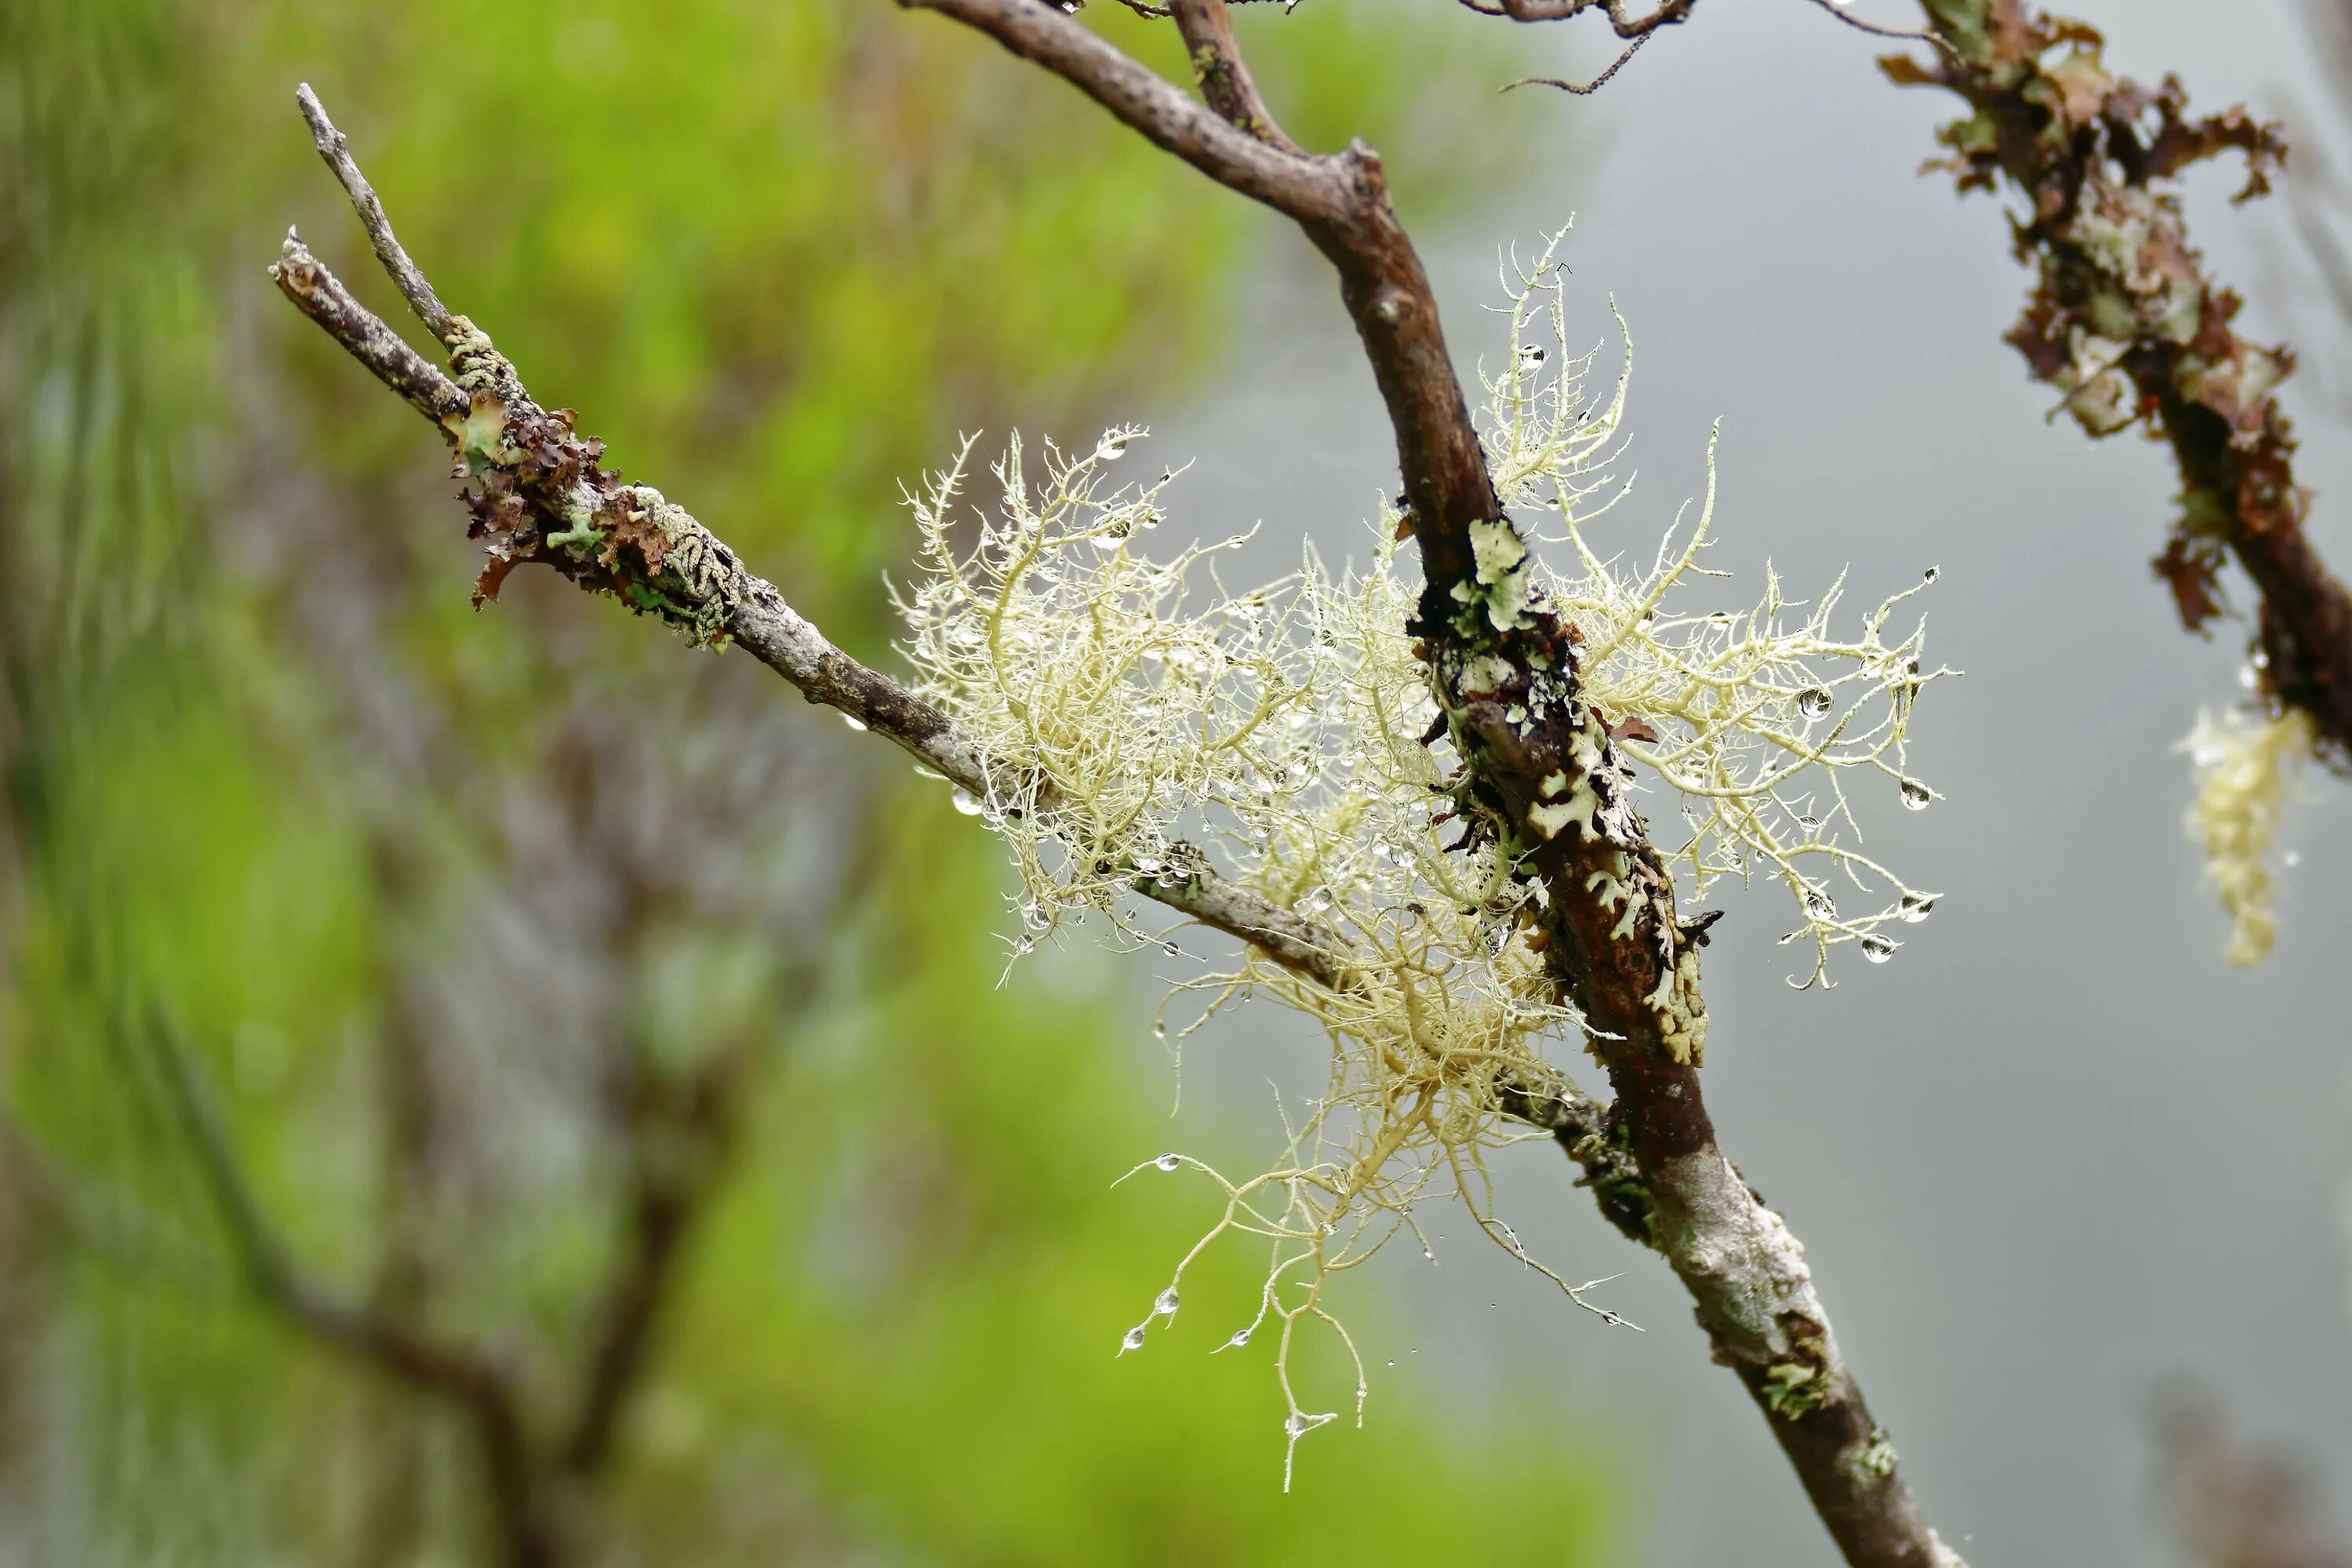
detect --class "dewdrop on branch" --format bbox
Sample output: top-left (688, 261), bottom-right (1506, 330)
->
top-left (893, 223), bottom-right (1950, 1468)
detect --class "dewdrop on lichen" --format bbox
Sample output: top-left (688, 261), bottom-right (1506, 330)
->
top-left (1119, 1325), bottom-right (1146, 1355)
top-left (1153, 1288), bottom-right (1180, 1317)
top-left (950, 789), bottom-right (983, 817)
top-left (896, 222), bottom-right (1949, 1460)
top-left (1900, 779), bottom-right (1933, 811)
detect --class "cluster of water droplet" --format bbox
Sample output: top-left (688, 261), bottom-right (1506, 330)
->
top-left (897, 426), bottom-right (1327, 950)
top-left (1479, 229), bottom-right (1949, 988)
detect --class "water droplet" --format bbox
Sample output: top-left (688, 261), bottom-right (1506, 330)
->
top-left (1228, 1328), bottom-right (1252, 1348)
top-left (1307, 885), bottom-right (1335, 915)
top-left (1923, 565), bottom-right (1940, 583)
top-left (1796, 688), bottom-right (1833, 720)
top-left (1899, 892), bottom-right (1936, 924)
top-left (951, 789), bottom-right (984, 817)
top-left (1283, 1412), bottom-right (1333, 1438)
top-left (1096, 434), bottom-right (1130, 462)
top-left (1120, 1325), bottom-right (1145, 1354)
top-left (1899, 779), bottom-right (1932, 811)
top-left (1155, 1152), bottom-right (1181, 1172)
top-left (1797, 814), bottom-right (1820, 831)
top-left (841, 713), bottom-right (868, 731)
top-left (1020, 901), bottom-right (1050, 932)
top-left (1802, 886), bottom-right (1836, 920)
top-left (1162, 940), bottom-right (1181, 958)
top-left (1862, 933), bottom-right (1896, 964)
top-left (1154, 1288), bottom-right (1179, 1316)
top-left (1151, 1020), bottom-right (1167, 1041)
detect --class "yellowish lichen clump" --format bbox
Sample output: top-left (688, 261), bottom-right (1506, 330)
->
top-left (894, 226), bottom-right (1945, 1473)
top-left (1484, 231), bottom-right (1951, 987)
top-left (2180, 704), bottom-right (2314, 964)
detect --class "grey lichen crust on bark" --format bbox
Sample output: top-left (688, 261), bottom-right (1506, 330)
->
top-left (274, 17), bottom-right (1962, 1559)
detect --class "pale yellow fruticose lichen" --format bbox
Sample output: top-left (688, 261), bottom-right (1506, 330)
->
top-left (2180, 704), bottom-right (2315, 964)
top-left (894, 225), bottom-right (1945, 1478)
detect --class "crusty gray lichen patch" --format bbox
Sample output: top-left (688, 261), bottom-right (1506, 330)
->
top-left (439, 321), bottom-right (742, 648)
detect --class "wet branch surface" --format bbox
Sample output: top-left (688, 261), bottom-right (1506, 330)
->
top-left (270, 16), bottom-right (1957, 1564)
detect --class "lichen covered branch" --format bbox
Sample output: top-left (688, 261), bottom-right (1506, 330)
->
top-left (1890, 0), bottom-right (2352, 763)
top-left (895, 8), bottom-right (1957, 1566)
top-left (267, 96), bottom-right (1342, 993)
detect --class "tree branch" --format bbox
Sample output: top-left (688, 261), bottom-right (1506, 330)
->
top-left (266, 201), bottom-right (1342, 993)
top-left (1882, 0), bottom-right (2352, 763)
top-left (1171, 0), bottom-right (1303, 152)
top-left (1452, 0), bottom-right (1697, 34)
top-left (270, 49), bottom-right (1957, 1567)
top-left (295, 83), bottom-right (456, 343)
top-left (894, 8), bottom-right (1958, 1566)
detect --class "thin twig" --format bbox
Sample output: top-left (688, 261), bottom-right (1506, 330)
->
top-left (295, 85), bottom-right (455, 343)
top-left (1499, 30), bottom-right (1651, 94)
top-left (1454, 0), bottom-right (1695, 37)
top-left (1796, 0), bottom-right (1947, 48)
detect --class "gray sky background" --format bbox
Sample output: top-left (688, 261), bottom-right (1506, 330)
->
top-left (1118, 2), bottom-right (2352, 1563)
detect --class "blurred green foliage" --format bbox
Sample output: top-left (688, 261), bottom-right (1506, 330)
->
top-left (0, 2), bottom-right (1620, 1563)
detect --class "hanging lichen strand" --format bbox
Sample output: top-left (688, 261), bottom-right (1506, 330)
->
top-left (894, 233), bottom-right (1949, 1472)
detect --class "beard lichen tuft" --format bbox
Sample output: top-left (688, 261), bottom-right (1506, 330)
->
top-left (2180, 704), bottom-right (2314, 964)
top-left (894, 226), bottom-right (1948, 1470)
